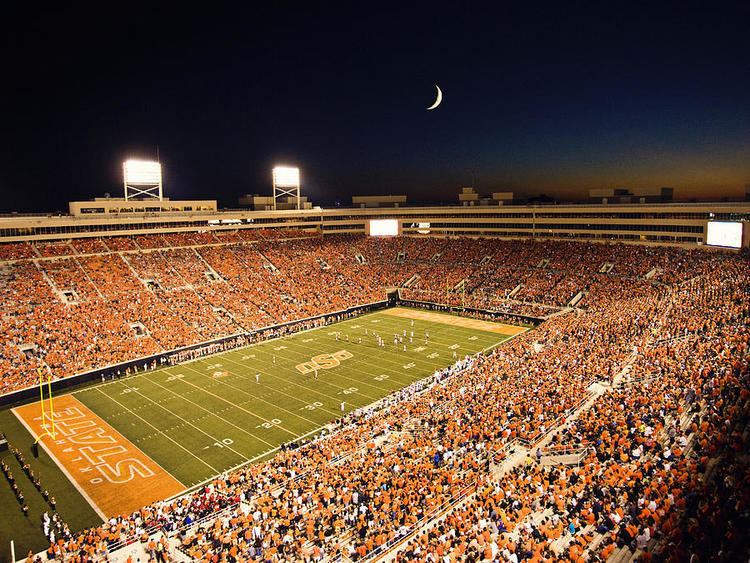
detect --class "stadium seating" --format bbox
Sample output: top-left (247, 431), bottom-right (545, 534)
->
top-left (2, 233), bottom-right (748, 561)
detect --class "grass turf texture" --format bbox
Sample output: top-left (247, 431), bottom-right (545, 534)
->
top-left (0, 307), bottom-right (523, 559)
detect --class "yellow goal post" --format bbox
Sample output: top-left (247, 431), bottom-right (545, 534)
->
top-left (35, 367), bottom-right (56, 443)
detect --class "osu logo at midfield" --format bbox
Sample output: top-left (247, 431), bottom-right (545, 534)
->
top-left (296, 350), bottom-right (353, 374)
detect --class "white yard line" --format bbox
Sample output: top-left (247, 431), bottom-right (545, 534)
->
top-left (260, 318), bottom-right (499, 386)
top-left (152, 372), bottom-right (297, 446)
top-left (218, 353), bottom-right (380, 405)
top-left (244, 333), bottom-right (448, 392)
top-left (213, 363), bottom-right (351, 417)
top-left (103, 383), bottom-right (241, 470)
top-left (93, 387), bottom-right (220, 474)
top-left (138, 376), bottom-right (281, 445)
top-left (271, 336), bottom-right (424, 387)
top-left (174, 363), bottom-right (332, 426)
top-left (167, 423), bottom-right (329, 499)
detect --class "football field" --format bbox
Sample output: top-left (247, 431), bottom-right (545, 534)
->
top-left (11, 307), bottom-right (526, 521)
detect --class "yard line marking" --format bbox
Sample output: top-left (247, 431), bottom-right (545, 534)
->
top-left (115, 380), bottom-right (251, 464)
top-left (174, 363), bottom-right (335, 425)
top-left (222, 352), bottom-right (381, 403)
top-left (93, 386), bottom-right (220, 474)
top-left (141, 376), bottom-right (278, 446)
top-left (278, 352), bottom-right (408, 392)
top-left (168, 423), bottom-right (329, 499)
top-left (263, 337), bottom-right (418, 390)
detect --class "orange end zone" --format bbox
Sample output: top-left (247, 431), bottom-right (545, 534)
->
top-left (13, 394), bottom-right (185, 519)
top-left (382, 307), bottom-right (528, 335)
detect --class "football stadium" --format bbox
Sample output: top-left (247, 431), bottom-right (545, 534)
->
top-left (1, 198), bottom-right (748, 562)
top-left (3, 5), bottom-right (750, 563)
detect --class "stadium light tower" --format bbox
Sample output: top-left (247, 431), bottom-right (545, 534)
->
top-left (123, 160), bottom-right (163, 201)
top-left (272, 166), bottom-right (300, 210)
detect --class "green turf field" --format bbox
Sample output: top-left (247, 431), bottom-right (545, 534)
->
top-left (73, 307), bottom-right (516, 488)
top-left (0, 307), bottom-right (523, 559)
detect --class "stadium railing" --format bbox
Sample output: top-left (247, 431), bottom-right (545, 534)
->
top-left (539, 442), bottom-right (593, 456)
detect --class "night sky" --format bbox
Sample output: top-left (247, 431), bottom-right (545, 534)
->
top-left (2, 3), bottom-right (749, 212)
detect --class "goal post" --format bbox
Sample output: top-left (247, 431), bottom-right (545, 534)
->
top-left (36, 367), bottom-right (56, 443)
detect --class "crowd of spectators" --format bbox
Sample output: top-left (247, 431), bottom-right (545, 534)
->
top-left (391, 259), bottom-right (749, 562)
top-left (2, 232), bottom-right (748, 562)
top-left (3, 232), bottom-right (731, 396)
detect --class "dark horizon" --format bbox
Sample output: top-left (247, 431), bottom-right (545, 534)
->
top-left (1, 4), bottom-right (749, 213)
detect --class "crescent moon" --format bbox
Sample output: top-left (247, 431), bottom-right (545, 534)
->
top-left (426, 85), bottom-right (442, 110)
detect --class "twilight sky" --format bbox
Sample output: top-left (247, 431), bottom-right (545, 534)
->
top-left (1, 3), bottom-right (749, 212)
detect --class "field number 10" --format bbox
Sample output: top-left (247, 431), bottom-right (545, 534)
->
top-left (213, 438), bottom-right (234, 448)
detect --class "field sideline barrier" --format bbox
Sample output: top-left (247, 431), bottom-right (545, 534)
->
top-left (0, 299), bottom-right (390, 409)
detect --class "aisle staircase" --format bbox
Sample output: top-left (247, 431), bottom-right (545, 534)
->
top-left (508, 283), bottom-right (523, 298)
top-left (402, 273), bottom-right (421, 288)
top-left (568, 290), bottom-right (588, 307)
top-left (539, 446), bottom-right (592, 466)
top-left (32, 260), bottom-right (70, 303)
